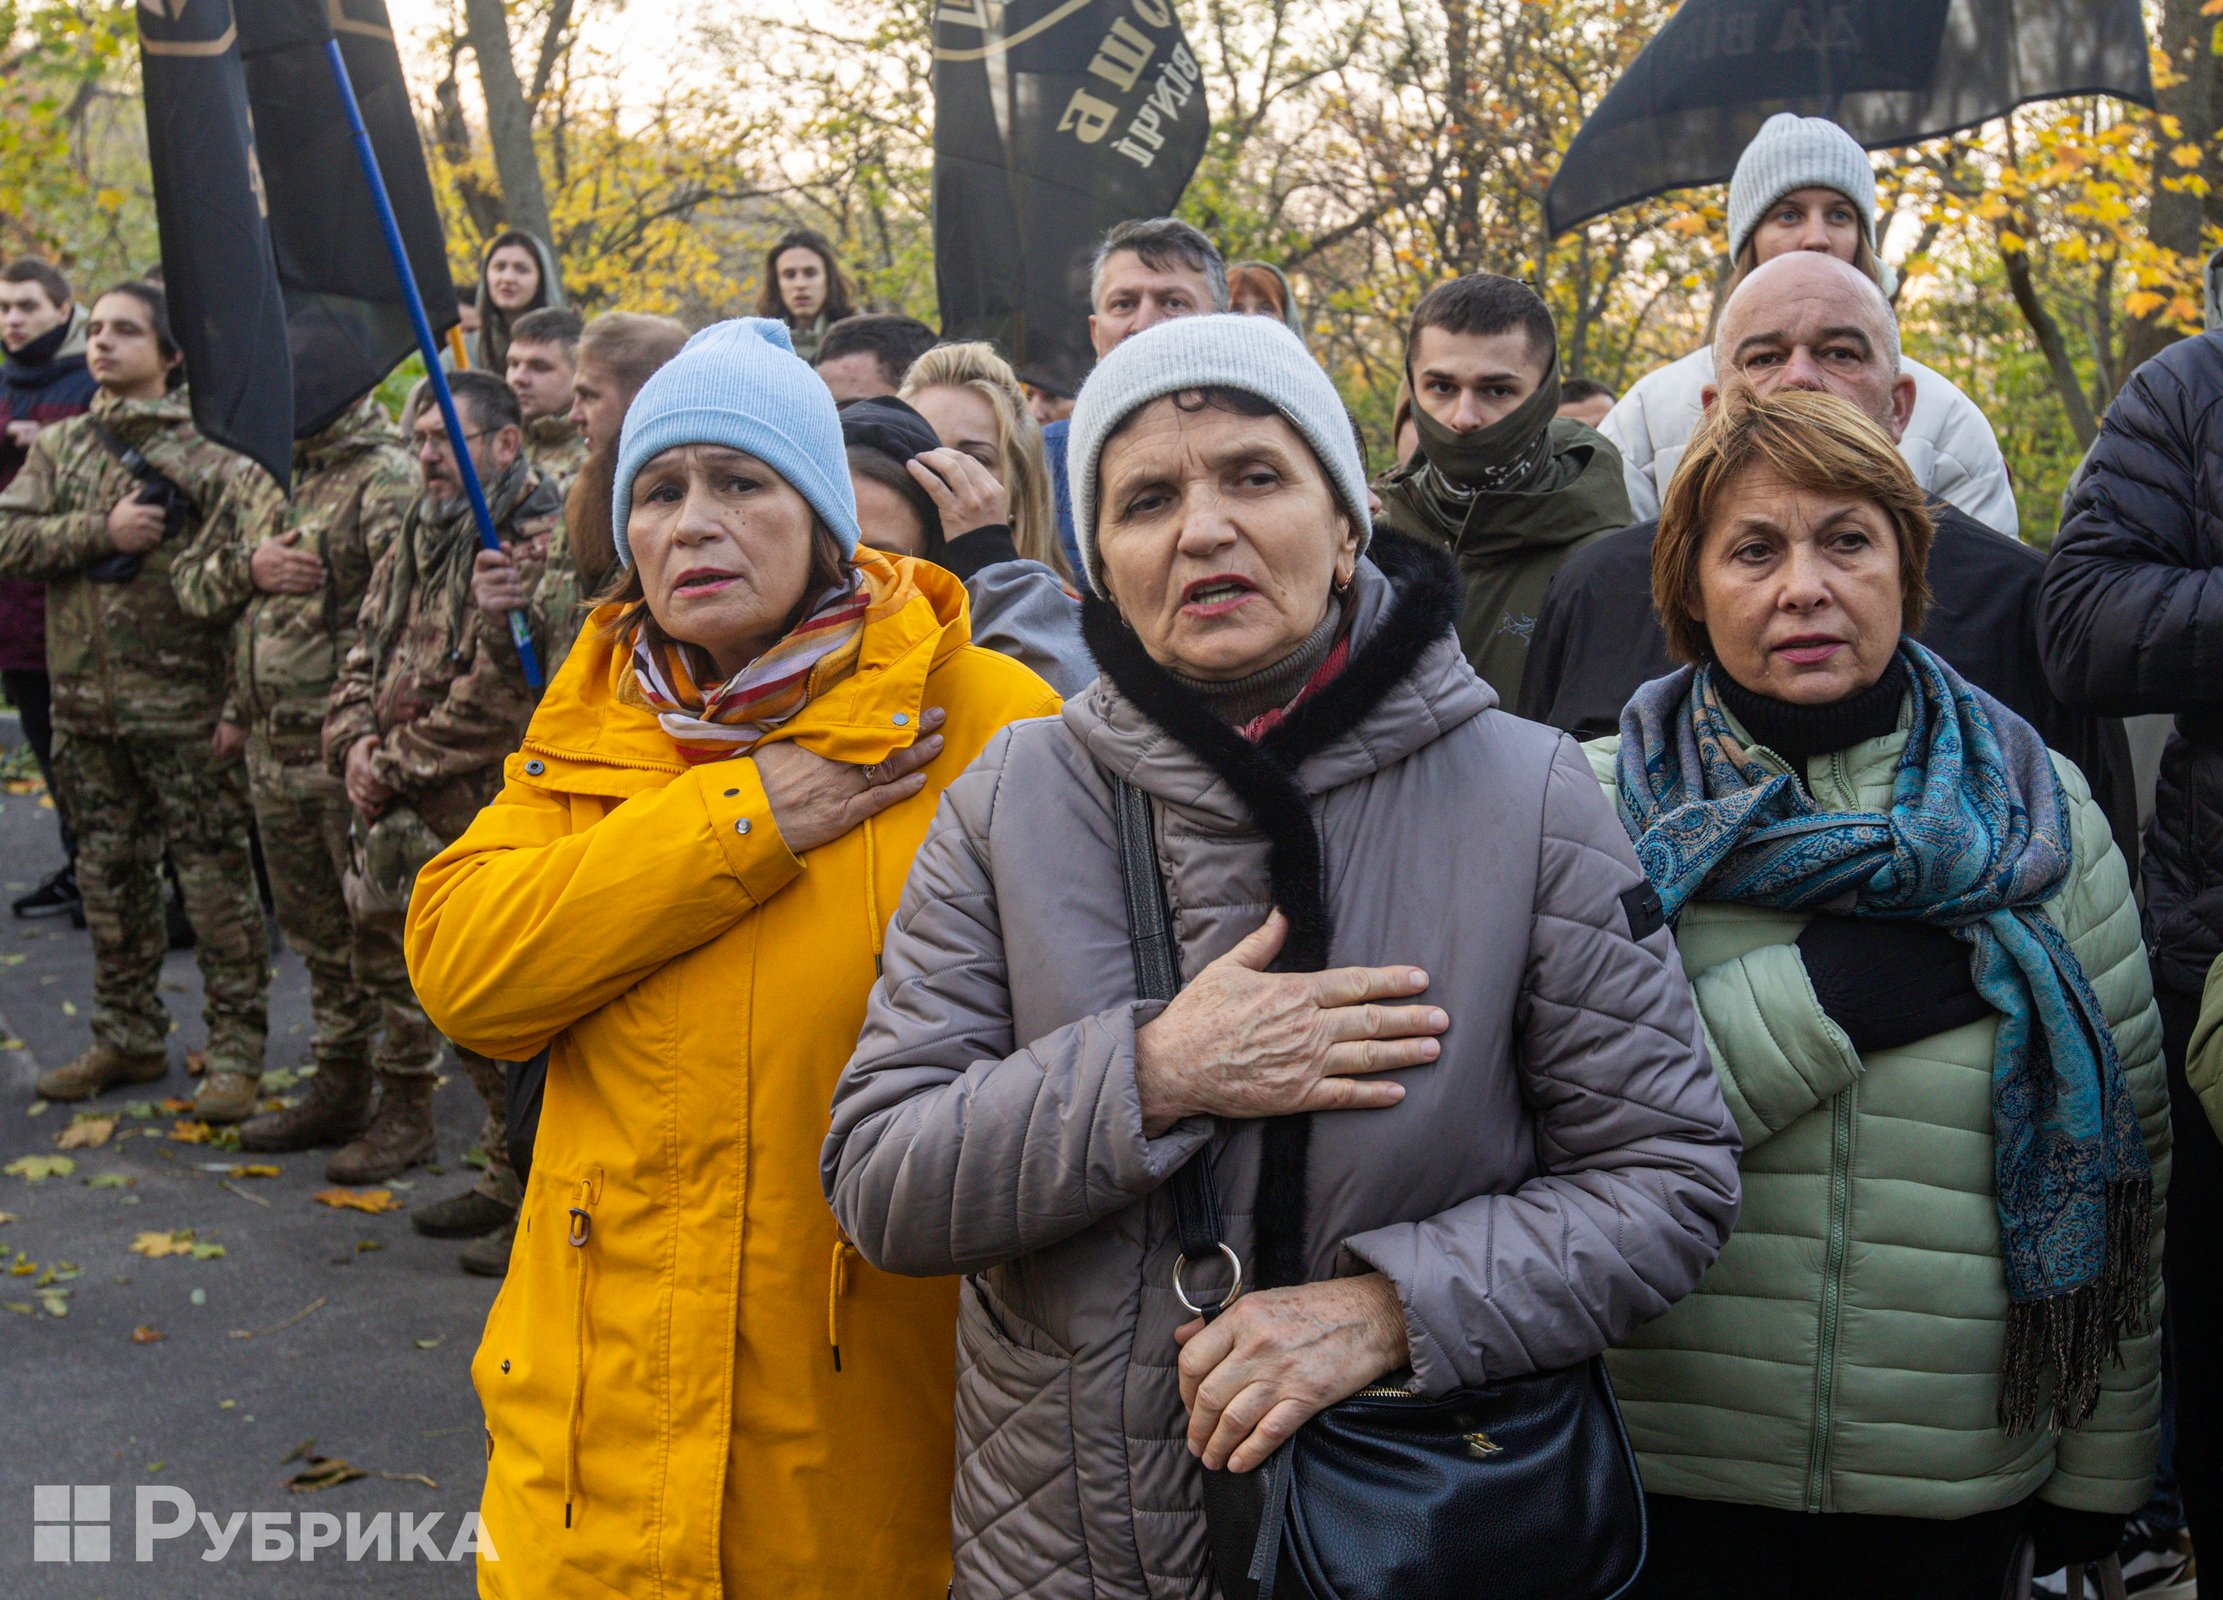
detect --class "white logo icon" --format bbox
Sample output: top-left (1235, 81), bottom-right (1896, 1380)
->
top-left (33, 1485), bottom-right (111, 1563)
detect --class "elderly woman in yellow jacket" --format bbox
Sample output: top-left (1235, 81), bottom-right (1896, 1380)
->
top-left (404, 318), bottom-right (1060, 1598)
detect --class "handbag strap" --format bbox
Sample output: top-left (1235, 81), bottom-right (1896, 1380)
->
top-left (1114, 777), bottom-right (1241, 1316)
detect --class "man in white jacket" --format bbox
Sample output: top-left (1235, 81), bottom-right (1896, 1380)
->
top-left (1602, 112), bottom-right (2019, 538)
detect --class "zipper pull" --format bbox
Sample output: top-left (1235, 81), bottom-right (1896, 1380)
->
top-left (828, 1235), bottom-right (856, 1373)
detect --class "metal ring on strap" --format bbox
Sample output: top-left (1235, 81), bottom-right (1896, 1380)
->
top-left (1172, 1242), bottom-right (1244, 1315)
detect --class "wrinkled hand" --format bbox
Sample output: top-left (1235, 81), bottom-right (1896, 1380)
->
top-left (107, 494), bottom-right (166, 554)
top-left (906, 448), bottom-right (1007, 540)
top-left (1133, 912), bottom-right (1444, 1136)
top-left (472, 547), bottom-right (529, 620)
top-left (6, 420), bottom-right (40, 449)
top-left (344, 735), bottom-right (391, 820)
top-left (210, 721), bottom-right (246, 765)
top-left (752, 706), bottom-right (945, 856)
top-left (1175, 1274), bottom-right (1409, 1473)
top-left (249, 528), bottom-right (327, 594)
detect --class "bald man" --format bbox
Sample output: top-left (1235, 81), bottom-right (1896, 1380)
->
top-left (1520, 251), bottom-right (2137, 864)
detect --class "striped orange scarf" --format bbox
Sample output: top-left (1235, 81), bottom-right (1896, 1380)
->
top-left (631, 567), bottom-right (878, 763)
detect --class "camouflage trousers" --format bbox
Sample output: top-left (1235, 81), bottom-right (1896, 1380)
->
top-left (52, 728), bottom-right (268, 1074)
top-left (337, 795), bottom-right (521, 1208)
top-left (245, 738), bottom-right (441, 1082)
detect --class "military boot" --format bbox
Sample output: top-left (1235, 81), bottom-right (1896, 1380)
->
top-left (36, 1043), bottom-right (168, 1102)
top-left (191, 1070), bottom-right (261, 1126)
top-left (458, 1217), bottom-right (517, 1279)
top-left (238, 1059), bottom-right (372, 1152)
top-left (324, 1074), bottom-right (435, 1185)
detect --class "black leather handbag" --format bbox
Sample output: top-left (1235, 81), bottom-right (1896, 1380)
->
top-left (1114, 779), bottom-right (1648, 1600)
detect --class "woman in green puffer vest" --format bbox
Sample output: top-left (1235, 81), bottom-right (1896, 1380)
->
top-left (1587, 390), bottom-right (2170, 1600)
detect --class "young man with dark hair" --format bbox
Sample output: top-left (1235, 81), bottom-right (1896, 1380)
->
top-left (1375, 272), bottom-right (1630, 706)
top-left (813, 313), bottom-right (939, 402)
top-left (0, 257), bottom-right (96, 920)
top-left (1557, 376), bottom-right (1617, 430)
top-left (0, 281), bottom-right (280, 1120)
top-left (505, 305), bottom-right (584, 488)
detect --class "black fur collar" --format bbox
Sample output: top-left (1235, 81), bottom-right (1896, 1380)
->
top-left (1082, 528), bottom-right (1460, 1287)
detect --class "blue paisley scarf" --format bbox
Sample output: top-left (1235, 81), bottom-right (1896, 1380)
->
top-left (1616, 640), bottom-right (2150, 1431)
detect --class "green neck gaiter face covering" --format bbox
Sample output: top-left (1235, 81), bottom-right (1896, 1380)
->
top-left (1410, 354), bottom-right (1562, 494)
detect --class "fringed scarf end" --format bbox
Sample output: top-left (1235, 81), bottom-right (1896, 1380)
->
top-left (1999, 1178), bottom-right (2154, 1435)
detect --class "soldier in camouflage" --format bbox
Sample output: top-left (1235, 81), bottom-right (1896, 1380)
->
top-left (507, 306), bottom-right (584, 493)
top-left (468, 311), bottom-right (689, 686)
top-left (0, 283), bottom-right (277, 1121)
top-left (325, 369), bottom-right (559, 1274)
top-left (173, 394), bottom-right (435, 1164)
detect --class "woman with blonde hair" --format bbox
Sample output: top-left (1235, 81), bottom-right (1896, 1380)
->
top-left (895, 340), bottom-right (1091, 691)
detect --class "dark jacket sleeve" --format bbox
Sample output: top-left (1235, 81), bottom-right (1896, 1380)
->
top-left (2041, 335), bottom-right (2223, 717)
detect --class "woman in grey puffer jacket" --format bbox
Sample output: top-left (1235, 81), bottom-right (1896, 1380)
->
top-left (823, 314), bottom-right (1741, 1599)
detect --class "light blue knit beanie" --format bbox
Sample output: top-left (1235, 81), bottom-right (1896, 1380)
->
top-left (610, 317), bottom-right (861, 568)
top-left (1067, 314), bottom-right (1370, 597)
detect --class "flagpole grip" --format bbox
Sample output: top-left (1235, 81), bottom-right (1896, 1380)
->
top-left (321, 38), bottom-right (542, 692)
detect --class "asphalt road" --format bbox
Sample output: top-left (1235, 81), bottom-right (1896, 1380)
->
top-left (0, 741), bottom-right (496, 1597)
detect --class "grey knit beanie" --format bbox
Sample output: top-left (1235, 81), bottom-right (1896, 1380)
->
top-left (1068, 313), bottom-right (1370, 597)
top-left (1727, 113), bottom-right (1879, 261)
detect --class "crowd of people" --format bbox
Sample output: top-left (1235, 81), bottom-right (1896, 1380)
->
top-left (4, 107), bottom-right (2223, 1600)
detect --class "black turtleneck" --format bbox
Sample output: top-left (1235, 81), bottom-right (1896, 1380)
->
top-left (1715, 653), bottom-right (1909, 767)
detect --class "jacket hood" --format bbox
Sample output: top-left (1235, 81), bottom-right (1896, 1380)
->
top-left (514, 546), bottom-right (977, 792)
top-left (1065, 530), bottom-right (1492, 831)
top-left (296, 394), bottom-right (402, 474)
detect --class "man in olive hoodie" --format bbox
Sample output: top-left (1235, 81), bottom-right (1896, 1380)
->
top-left (1375, 273), bottom-right (1629, 707)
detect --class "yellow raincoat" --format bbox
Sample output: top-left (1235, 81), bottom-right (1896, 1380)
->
top-left (404, 551), bottom-right (1061, 1598)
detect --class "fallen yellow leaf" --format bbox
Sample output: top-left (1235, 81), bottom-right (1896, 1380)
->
top-left (55, 1116), bottom-right (116, 1151)
top-left (130, 1230), bottom-right (198, 1259)
top-left (132, 1325), bottom-right (166, 1344)
top-left (312, 1188), bottom-right (402, 1214)
top-left (4, 1155), bottom-right (74, 1182)
top-left (227, 1164), bottom-right (280, 1179)
top-left (167, 1120), bottom-right (215, 1145)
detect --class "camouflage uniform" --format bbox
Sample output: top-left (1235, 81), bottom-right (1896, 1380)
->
top-left (176, 399), bottom-right (437, 1088)
top-left (522, 414), bottom-right (584, 494)
top-left (0, 390), bottom-right (277, 1076)
top-left (325, 453), bottom-right (561, 1204)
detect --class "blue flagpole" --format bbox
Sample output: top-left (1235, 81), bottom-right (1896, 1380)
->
top-left (322, 37), bottom-right (542, 691)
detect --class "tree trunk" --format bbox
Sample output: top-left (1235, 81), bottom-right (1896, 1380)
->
top-left (2002, 239), bottom-right (2099, 447)
top-left (1440, 0), bottom-right (1482, 274)
top-left (2126, 0), bottom-right (2215, 373)
top-left (462, 0), bottom-right (554, 247)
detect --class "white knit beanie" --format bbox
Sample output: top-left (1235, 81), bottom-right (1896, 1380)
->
top-left (1727, 113), bottom-right (1879, 262)
top-left (1067, 314), bottom-right (1369, 597)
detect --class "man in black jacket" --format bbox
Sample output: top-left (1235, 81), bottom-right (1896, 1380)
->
top-left (2042, 326), bottom-right (2223, 1578)
top-left (1520, 252), bottom-right (2137, 865)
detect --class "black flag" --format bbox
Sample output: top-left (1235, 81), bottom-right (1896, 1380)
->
top-left (1544, 0), bottom-right (2153, 237)
top-left (138, 0), bottom-right (456, 489)
top-left (932, 0), bottom-right (1209, 394)
top-left (137, 0), bottom-right (291, 486)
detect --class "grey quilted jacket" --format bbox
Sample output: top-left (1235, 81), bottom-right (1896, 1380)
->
top-left (822, 556), bottom-right (1742, 1599)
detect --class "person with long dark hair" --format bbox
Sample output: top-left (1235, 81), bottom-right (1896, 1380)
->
top-left (468, 228), bottom-right (565, 377)
top-left (752, 228), bottom-right (855, 363)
